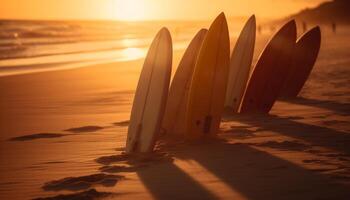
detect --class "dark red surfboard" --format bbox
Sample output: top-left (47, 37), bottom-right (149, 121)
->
top-left (280, 26), bottom-right (321, 98)
top-left (240, 20), bottom-right (297, 114)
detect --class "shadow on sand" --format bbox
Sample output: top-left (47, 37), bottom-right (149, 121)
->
top-left (135, 111), bottom-right (350, 200)
top-left (227, 113), bottom-right (350, 155)
top-left (137, 159), bottom-right (217, 200)
top-left (280, 97), bottom-right (350, 115)
top-left (136, 140), bottom-right (350, 200)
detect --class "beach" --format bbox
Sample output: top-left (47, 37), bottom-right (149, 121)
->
top-left (0, 22), bottom-right (350, 200)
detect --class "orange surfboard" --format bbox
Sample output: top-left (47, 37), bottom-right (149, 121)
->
top-left (126, 28), bottom-right (172, 153)
top-left (162, 29), bottom-right (207, 136)
top-left (240, 20), bottom-right (297, 113)
top-left (185, 13), bottom-right (230, 140)
top-left (280, 26), bottom-right (321, 98)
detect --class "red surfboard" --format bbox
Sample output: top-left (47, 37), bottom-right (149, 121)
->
top-left (240, 20), bottom-right (296, 113)
top-left (280, 26), bottom-right (321, 98)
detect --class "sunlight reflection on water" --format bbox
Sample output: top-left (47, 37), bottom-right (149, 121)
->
top-left (120, 47), bottom-right (146, 61)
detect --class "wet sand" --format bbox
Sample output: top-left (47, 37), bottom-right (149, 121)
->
top-left (0, 27), bottom-right (350, 199)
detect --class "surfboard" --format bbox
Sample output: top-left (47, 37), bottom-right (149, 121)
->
top-left (162, 29), bottom-right (207, 136)
top-left (225, 15), bottom-right (256, 112)
top-left (240, 20), bottom-right (297, 114)
top-left (280, 26), bottom-right (321, 98)
top-left (185, 13), bottom-right (230, 140)
top-left (126, 28), bottom-right (172, 153)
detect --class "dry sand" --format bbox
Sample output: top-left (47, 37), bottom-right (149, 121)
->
top-left (0, 27), bottom-right (350, 199)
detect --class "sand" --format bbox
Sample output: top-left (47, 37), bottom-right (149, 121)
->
top-left (0, 27), bottom-right (350, 199)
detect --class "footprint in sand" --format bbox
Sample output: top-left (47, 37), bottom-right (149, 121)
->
top-left (9, 133), bottom-right (66, 141)
top-left (95, 154), bottom-right (130, 165)
top-left (9, 125), bottom-right (109, 142)
top-left (64, 126), bottom-right (105, 133)
top-left (112, 120), bottom-right (130, 127)
top-left (33, 189), bottom-right (115, 200)
top-left (42, 173), bottom-right (124, 191)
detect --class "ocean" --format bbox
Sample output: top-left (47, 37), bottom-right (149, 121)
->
top-left (0, 19), bottom-right (258, 76)
top-left (0, 19), bottom-right (213, 76)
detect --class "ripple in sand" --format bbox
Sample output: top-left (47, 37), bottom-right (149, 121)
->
top-left (42, 173), bottom-right (124, 191)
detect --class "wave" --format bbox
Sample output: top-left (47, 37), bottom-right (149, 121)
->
top-left (0, 19), bottom-right (243, 76)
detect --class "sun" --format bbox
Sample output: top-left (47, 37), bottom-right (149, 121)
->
top-left (109, 0), bottom-right (150, 21)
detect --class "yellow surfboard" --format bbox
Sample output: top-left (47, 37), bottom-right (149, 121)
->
top-left (162, 29), bottom-right (207, 136)
top-left (185, 13), bottom-right (230, 140)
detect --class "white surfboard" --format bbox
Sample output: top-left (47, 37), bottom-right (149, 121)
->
top-left (225, 15), bottom-right (256, 112)
top-left (162, 29), bottom-right (207, 136)
top-left (126, 28), bottom-right (172, 153)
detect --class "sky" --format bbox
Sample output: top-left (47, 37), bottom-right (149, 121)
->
top-left (0, 0), bottom-right (329, 21)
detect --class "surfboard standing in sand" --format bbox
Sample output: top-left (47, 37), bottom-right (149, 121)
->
top-left (240, 20), bottom-right (297, 114)
top-left (185, 13), bottom-right (230, 140)
top-left (162, 29), bottom-right (207, 136)
top-left (280, 26), bottom-right (321, 98)
top-left (225, 15), bottom-right (256, 112)
top-left (126, 28), bottom-right (172, 153)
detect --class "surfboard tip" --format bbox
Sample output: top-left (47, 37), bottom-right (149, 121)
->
top-left (285, 19), bottom-right (297, 31)
top-left (158, 27), bottom-right (172, 44)
top-left (277, 20), bottom-right (297, 40)
top-left (310, 26), bottom-right (321, 36)
top-left (298, 25), bottom-right (322, 47)
top-left (210, 12), bottom-right (228, 32)
top-left (249, 14), bottom-right (256, 23)
top-left (247, 15), bottom-right (256, 30)
top-left (159, 27), bottom-right (170, 35)
top-left (216, 12), bottom-right (227, 23)
top-left (199, 28), bottom-right (208, 33)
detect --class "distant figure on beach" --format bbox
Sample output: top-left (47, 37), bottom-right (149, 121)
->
top-left (302, 21), bottom-right (307, 32)
top-left (332, 22), bottom-right (337, 34)
top-left (258, 25), bottom-right (262, 34)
